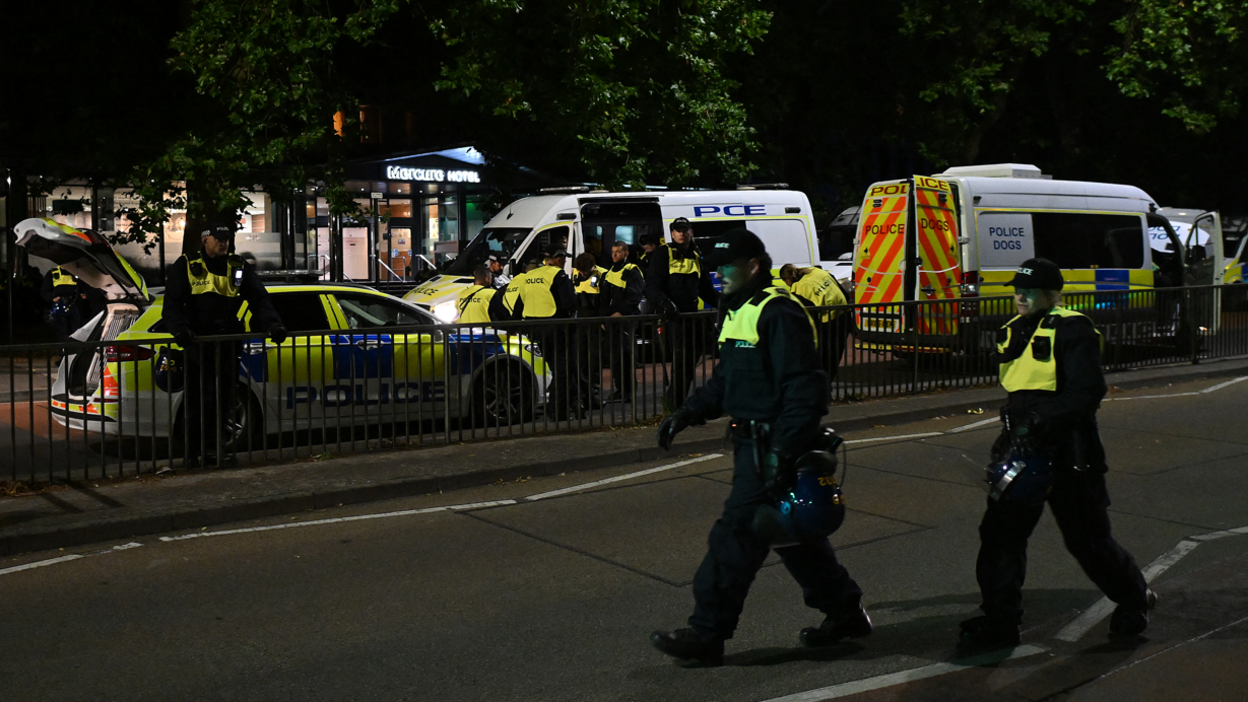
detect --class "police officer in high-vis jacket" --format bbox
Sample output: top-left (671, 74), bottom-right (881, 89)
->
top-left (644, 217), bottom-right (718, 409)
top-left (650, 229), bottom-right (871, 667)
top-left (959, 258), bottom-right (1155, 650)
top-left (455, 265), bottom-right (496, 325)
top-left (162, 222), bottom-right (286, 467)
top-left (514, 244), bottom-right (581, 419)
top-left (41, 266), bottom-right (83, 341)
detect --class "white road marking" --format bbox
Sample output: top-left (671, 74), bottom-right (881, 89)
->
top-left (158, 500), bottom-right (518, 541)
top-left (1053, 526), bottom-right (1247, 643)
top-left (0, 542), bottom-right (142, 577)
top-left (759, 645), bottom-right (1047, 702)
top-left (524, 453), bottom-right (724, 501)
top-left (948, 417), bottom-right (999, 433)
top-left (1103, 375), bottom-right (1247, 402)
top-left (844, 432), bottom-right (943, 445)
top-left (1201, 376), bottom-right (1248, 394)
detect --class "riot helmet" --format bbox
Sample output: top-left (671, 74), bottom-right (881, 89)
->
top-left (153, 347), bottom-right (185, 393)
top-left (752, 450), bottom-right (846, 546)
top-left (984, 452), bottom-right (1054, 506)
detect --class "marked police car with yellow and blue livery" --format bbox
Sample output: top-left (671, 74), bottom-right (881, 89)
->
top-left (15, 218), bottom-right (550, 448)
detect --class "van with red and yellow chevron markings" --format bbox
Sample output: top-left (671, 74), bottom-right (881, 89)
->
top-left (853, 164), bottom-right (1182, 351)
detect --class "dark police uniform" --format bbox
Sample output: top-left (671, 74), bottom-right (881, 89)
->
top-left (41, 266), bottom-right (82, 341)
top-left (643, 240), bottom-right (718, 408)
top-left (967, 303), bottom-right (1153, 644)
top-left (602, 259), bottom-right (645, 402)
top-left (513, 260), bottom-right (581, 418)
top-left (651, 236), bottom-right (868, 664)
top-left (162, 251), bottom-right (282, 464)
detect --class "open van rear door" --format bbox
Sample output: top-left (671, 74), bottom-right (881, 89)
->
top-left (853, 177), bottom-right (962, 345)
top-left (854, 180), bottom-right (909, 335)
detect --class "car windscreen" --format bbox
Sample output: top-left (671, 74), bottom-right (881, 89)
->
top-left (442, 227), bottom-right (531, 276)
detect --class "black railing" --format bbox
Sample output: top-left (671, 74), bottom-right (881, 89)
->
top-left (3, 284), bottom-right (1246, 484)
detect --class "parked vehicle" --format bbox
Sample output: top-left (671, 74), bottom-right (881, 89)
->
top-left (13, 218), bottom-right (549, 449)
top-left (403, 187), bottom-right (827, 320)
top-left (852, 163), bottom-right (1184, 351)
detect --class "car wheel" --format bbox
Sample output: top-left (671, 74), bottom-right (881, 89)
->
top-left (472, 361), bottom-right (535, 426)
top-left (223, 384), bottom-right (264, 452)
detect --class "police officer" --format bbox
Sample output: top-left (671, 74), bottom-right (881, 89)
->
top-left (489, 260), bottom-right (539, 322)
top-left (456, 265), bottom-right (496, 325)
top-left (644, 217), bottom-right (718, 409)
top-left (779, 264), bottom-right (854, 379)
top-left (41, 266), bottom-right (82, 342)
top-left (650, 229), bottom-right (871, 667)
top-left (572, 252), bottom-right (606, 317)
top-left (960, 258), bottom-right (1155, 650)
top-left (162, 221), bottom-right (286, 467)
top-left (488, 254), bottom-right (510, 288)
top-left (603, 240), bottom-right (644, 403)
top-left (514, 244), bottom-right (581, 419)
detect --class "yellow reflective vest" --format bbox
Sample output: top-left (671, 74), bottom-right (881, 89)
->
top-left (998, 307), bottom-right (1100, 392)
top-left (575, 266), bottom-right (607, 295)
top-left (51, 267), bottom-right (77, 289)
top-left (517, 265), bottom-right (562, 319)
top-left (186, 255), bottom-right (244, 298)
top-left (792, 268), bottom-right (847, 323)
top-left (719, 287), bottom-right (817, 349)
top-left (456, 284), bottom-right (496, 324)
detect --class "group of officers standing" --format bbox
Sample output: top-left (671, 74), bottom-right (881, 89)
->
top-left (450, 217), bottom-right (853, 419)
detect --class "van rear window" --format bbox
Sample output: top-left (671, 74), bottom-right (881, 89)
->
top-left (1032, 213), bottom-right (1145, 270)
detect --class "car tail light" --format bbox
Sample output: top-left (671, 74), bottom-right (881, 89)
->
top-left (104, 345), bottom-right (154, 363)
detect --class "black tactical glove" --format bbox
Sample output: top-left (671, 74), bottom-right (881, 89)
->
top-left (658, 410), bottom-right (702, 450)
top-left (761, 450), bottom-right (797, 499)
top-left (1009, 412), bottom-right (1048, 457)
top-left (173, 329), bottom-right (197, 348)
top-left (658, 299), bottom-right (680, 323)
top-left (269, 324), bottom-right (288, 344)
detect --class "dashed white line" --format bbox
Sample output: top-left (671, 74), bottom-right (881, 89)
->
top-left (1053, 525), bottom-right (1247, 643)
top-left (158, 500), bottom-right (519, 541)
top-left (0, 542), bottom-right (142, 577)
top-left (947, 417), bottom-right (999, 433)
top-left (524, 453), bottom-right (724, 501)
top-left (759, 645), bottom-right (1047, 702)
top-left (845, 432), bottom-right (944, 445)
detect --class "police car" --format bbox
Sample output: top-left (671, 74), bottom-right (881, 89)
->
top-left (14, 218), bottom-right (550, 448)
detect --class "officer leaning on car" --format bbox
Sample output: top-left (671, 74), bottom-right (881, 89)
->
top-left (960, 257), bottom-right (1155, 651)
top-left (650, 228), bottom-right (871, 667)
top-left (162, 221), bottom-right (286, 467)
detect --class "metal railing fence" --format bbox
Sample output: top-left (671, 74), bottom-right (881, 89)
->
top-left (3, 284), bottom-right (1246, 484)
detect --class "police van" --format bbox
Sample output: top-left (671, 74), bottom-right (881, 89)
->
top-left (852, 163), bottom-right (1182, 350)
top-left (404, 188), bottom-right (825, 320)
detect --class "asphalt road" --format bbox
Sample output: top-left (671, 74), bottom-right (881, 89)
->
top-left (2, 376), bottom-right (1247, 702)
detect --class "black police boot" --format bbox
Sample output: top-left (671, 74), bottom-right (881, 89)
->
top-left (650, 628), bottom-right (724, 667)
top-left (957, 615), bottom-right (1021, 651)
top-left (1109, 589), bottom-right (1157, 637)
top-left (800, 607), bottom-right (874, 647)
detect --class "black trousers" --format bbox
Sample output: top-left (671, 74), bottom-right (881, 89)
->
top-left (689, 438), bottom-right (864, 639)
top-left (537, 326), bottom-right (588, 417)
top-left (183, 340), bottom-right (241, 460)
top-left (607, 317), bottom-right (637, 398)
top-left (975, 466), bottom-right (1149, 625)
top-left (663, 317), bottom-right (705, 409)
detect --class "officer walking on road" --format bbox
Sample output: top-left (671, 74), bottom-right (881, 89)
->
top-left (514, 244), bottom-right (581, 419)
top-left (644, 217), bottom-right (718, 409)
top-left (455, 265), bottom-right (496, 325)
top-left (162, 221), bottom-right (286, 467)
top-left (960, 258), bottom-right (1155, 650)
top-left (603, 240), bottom-right (644, 403)
top-left (650, 229), bottom-right (871, 667)
top-left (779, 264), bottom-right (854, 379)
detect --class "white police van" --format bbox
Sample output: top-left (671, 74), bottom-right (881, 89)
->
top-left (404, 188), bottom-right (825, 319)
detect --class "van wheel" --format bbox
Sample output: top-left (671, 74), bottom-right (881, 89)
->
top-left (472, 362), bottom-right (535, 426)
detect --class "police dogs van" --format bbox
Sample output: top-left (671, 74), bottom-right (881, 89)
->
top-left (852, 163), bottom-right (1184, 351)
top-left (404, 188), bottom-right (826, 320)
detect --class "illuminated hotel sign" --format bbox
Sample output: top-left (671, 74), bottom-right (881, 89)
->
top-left (385, 165), bottom-right (481, 183)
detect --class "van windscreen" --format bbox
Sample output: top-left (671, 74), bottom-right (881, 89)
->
top-left (1032, 212), bottom-right (1145, 270)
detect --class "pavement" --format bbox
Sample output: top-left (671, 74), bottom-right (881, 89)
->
top-left (3, 355), bottom-right (1247, 558)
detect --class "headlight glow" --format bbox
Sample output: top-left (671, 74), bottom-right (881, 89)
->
top-left (433, 301), bottom-right (459, 323)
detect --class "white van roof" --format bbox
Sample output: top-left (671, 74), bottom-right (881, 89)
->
top-left (482, 189), bottom-right (812, 230)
